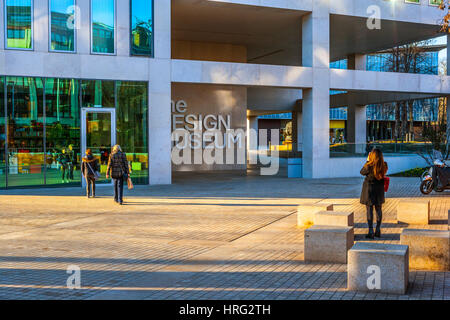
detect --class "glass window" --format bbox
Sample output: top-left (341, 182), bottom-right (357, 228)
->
top-left (49, 0), bottom-right (76, 52)
top-left (81, 80), bottom-right (115, 108)
top-left (130, 0), bottom-right (153, 56)
top-left (5, 0), bottom-right (33, 49)
top-left (0, 77), bottom-right (6, 188)
top-left (116, 81), bottom-right (148, 184)
top-left (45, 78), bottom-right (81, 185)
top-left (91, 0), bottom-right (115, 54)
top-left (6, 77), bottom-right (44, 187)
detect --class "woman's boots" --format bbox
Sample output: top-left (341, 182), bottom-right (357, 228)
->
top-left (366, 220), bottom-right (381, 239)
top-left (365, 220), bottom-right (374, 239)
top-left (374, 223), bottom-right (381, 238)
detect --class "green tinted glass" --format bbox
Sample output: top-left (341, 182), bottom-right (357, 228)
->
top-left (81, 80), bottom-right (115, 108)
top-left (116, 81), bottom-right (148, 184)
top-left (6, 77), bottom-right (44, 187)
top-left (0, 77), bottom-right (5, 188)
top-left (6, 0), bottom-right (33, 49)
top-left (45, 78), bottom-right (81, 186)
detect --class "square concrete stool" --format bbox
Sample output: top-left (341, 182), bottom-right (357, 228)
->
top-left (304, 225), bottom-right (354, 263)
top-left (397, 199), bottom-right (430, 225)
top-left (401, 229), bottom-right (450, 271)
top-left (297, 203), bottom-right (333, 228)
top-left (348, 242), bottom-right (409, 295)
top-left (314, 211), bottom-right (354, 227)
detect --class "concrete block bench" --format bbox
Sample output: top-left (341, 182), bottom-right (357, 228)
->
top-left (304, 225), bottom-right (354, 263)
top-left (397, 199), bottom-right (430, 225)
top-left (400, 229), bottom-right (450, 271)
top-left (348, 242), bottom-right (409, 294)
top-left (314, 211), bottom-right (354, 227)
top-left (297, 203), bottom-right (333, 228)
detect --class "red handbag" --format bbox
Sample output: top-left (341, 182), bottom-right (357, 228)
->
top-left (384, 176), bottom-right (390, 192)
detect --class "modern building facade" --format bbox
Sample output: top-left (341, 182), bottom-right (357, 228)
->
top-left (0, 0), bottom-right (449, 189)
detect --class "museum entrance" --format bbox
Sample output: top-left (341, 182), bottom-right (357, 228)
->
top-left (81, 108), bottom-right (116, 185)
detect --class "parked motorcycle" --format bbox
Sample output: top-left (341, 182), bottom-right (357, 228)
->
top-left (420, 159), bottom-right (450, 195)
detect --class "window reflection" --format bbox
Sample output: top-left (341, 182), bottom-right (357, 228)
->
top-left (131, 0), bottom-right (153, 56)
top-left (6, 77), bottom-right (44, 187)
top-left (0, 78), bottom-right (5, 188)
top-left (81, 80), bottom-right (115, 108)
top-left (5, 0), bottom-right (33, 49)
top-left (91, 0), bottom-right (115, 54)
top-left (117, 81), bottom-right (148, 184)
top-left (45, 79), bottom-right (80, 185)
top-left (0, 76), bottom-right (148, 189)
top-left (50, 0), bottom-right (75, 52)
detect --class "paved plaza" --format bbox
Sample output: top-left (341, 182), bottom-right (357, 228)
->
top-left (0, 172), bottom-right (449, 300)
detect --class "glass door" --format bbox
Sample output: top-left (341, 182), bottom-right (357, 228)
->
top-left (81, 108), bottom-right (116, 185)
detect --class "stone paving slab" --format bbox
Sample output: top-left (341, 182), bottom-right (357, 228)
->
top-left (0, 175), bottom-right (448, 300)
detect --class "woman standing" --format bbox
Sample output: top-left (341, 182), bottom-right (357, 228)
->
top-left (360, 148), bottom-right (388, 239)
top-left (81, 149), bottom-right (99, 198)
top-left (106, 145), bottom-right (129, 205)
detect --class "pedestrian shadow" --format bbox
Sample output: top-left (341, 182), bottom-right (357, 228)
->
top-left (354, 222), bottom-right (402, 229)
top-left (354, 233), bottom-right (401, 241)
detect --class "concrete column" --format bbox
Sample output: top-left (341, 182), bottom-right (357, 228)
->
top-left (347, 54), bottom-right (367, 71)
top-left (116, 0), bottom-right (130, 57)
top-left (247, 116), bottom-right (258, 151)
top-left (34, 0), bottom-right (49, 52)
top-left (347, 102), bottom-right (367, 155)
top-left (247, 116), bottom-right (258, 165)
top-left (347, 55), bottom-right (366, 153)
top-left (148, 0), bottom-right (172, 185)
top-left (292, 101), bottom-right (302, 153)
top-left (301, 2), bottom-right (330, 178)
top-left (77, 0), bottom-right (91, 55)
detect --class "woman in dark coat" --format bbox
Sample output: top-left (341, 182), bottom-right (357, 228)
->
top-left (106, 145), bottom-right (129, 205)
top-left (360, 148), bottom-right (388, 239)
top-left (81, 149), bottom-right (99, 198)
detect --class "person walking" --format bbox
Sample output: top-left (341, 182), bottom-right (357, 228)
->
top-left (81, 149), bottom-right (99, 198)
top-left (58, 148), bottom-right (70, 183)
top-left (360, 148), bottom-right (388, 239)
top-left (106, 145), bottom-right (129, 205)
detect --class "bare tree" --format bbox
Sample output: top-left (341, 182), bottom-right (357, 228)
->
top-left (378, 41), bottom-right (436, 142)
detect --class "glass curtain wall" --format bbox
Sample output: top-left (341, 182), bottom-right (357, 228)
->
top-left (117, 81), bottom-right (148, 184)
top-left (130, 0), bottom-right (153, 56)
top-left (0, 79), bottom-right (5, 188)
top-left (91, 0), bottom-right (115, 54)
top-left (0, 77), bottom-right (148, 188)
top-left (5, 0), bottom-right (33, 49)
top-left (6, 77), bottom-right (44, 187)
top-left (45, 78), bottom-right (80, 186)
top-left (49, 0), bottom-right (76, 52)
